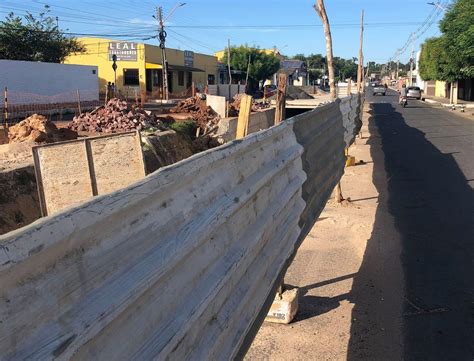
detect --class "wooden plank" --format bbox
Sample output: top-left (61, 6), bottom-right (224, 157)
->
top-left (87, 132), bottom-right (145, 195)
top-left (236, 94), bottom-right (252, 139)
top-left (32, 131), bottom-right (145, 216)
top-left (32, 141), bottom-right (93, 216)
top-left (274, 73), bottom-right (287, 125)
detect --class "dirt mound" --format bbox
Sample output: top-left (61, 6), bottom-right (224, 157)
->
top-left (228, 94), bottom-right (270, 117)
top-left (286, 86), bottom-right (313, 100)
top-left (8, 114), bottom-right (77, 143)
top-left (170, 95), bottom-right (219, 130)
top-left (69, 98), bottom-right (164, 133)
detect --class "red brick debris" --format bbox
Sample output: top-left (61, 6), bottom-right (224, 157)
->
top-left (68, 98), bottom-right (164, 133)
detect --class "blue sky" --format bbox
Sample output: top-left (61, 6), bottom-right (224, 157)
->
top-left (1, 0), bottom-right (449, 63)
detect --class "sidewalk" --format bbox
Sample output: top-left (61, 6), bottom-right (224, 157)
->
top-left (422, 95), bottom-right (474, 109)
top-left (246, 103), bottom-right (404, 360)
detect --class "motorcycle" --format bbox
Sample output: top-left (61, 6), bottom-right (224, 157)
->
top-left (399, 96), bottom-right (407, 108)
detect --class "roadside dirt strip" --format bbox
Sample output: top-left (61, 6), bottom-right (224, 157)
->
top-left (247, 105), bottom-right (405, 360)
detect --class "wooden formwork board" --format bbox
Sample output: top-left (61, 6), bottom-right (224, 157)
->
top-left (32, 131), bottom-right (145, 216)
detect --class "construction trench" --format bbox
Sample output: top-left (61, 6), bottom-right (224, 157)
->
top-left (0, 89), bottom-right (363, 359)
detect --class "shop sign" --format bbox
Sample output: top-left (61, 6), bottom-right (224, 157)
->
top-left (109, 42), bottom-right (138, 61)
top-left (184, 50), bottom-right (194, 67)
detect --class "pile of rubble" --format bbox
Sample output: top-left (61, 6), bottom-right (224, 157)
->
top-left (169, 95), bottom-right (219, 130)
top-left (228, 94), bottom-right (270, 117)
top-left (286, 86), bottom-right (314, 100)
top-left (69, 98), bottom-right (164, 133)
top-left (8, 114), bottom-right (77, 143)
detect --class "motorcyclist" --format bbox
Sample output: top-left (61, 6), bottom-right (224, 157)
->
top-left (399, 84), bottom-right (408, 104)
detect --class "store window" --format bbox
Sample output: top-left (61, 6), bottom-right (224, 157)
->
top-left (178, 71), bottom-right (184, 86)
top-left (123, 69), bottom-right (139, 85)
top-left (208, 74), bottom-right (215, 85)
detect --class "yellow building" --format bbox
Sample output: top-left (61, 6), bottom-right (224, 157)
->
top-left (65, 37), bottom-right (219, 96)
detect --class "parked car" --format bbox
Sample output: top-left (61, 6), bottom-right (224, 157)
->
top-left (406, 86), bottom-right (422, 100)
top-left (372, 83), bottom-right (386, 96)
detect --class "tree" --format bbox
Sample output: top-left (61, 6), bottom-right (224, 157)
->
top-left (221, 46), bottom-right (280, 90)
top-left (419, 0), bottom-right (473, 81)
top-left (419, 37), bottom-right (449, 81)
top-left (314, 0), bottom-right (336, 99)
top-left (439, 0), bottom-right (474, 79)
top-left (0, 8), bottom-right (84, 63)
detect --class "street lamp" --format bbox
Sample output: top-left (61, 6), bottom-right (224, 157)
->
top-left (427, 2), bottom-right (447, 11)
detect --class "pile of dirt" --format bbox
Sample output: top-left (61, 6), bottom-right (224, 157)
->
top-left (228, 94), bottom-right (270, 117)
top-left (8, 114), bottom-right (77, 143)
top-left (69, 98), bottom-right (164, 133)
top-left (169, 95), bottom-right (219, 130)
top-left (286, 86), bottom-right (314, 100)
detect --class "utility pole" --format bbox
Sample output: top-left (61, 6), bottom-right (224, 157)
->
top-left (227, 39), bottom-right (232, 84)
top-left (157, 7), bottom-right (169, 100)
top-left (156, 3), bottom-right (186, 101)
top-left (396, 58), bottom-right (399, 79)
top-left (357, 9), bottom-right (364, 93)
top-left (245, 53), bottom-right (251, 93)
top-left (409, 33), bottom-right (414, 86)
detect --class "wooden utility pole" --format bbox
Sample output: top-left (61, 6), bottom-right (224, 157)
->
top-left (157, 7), bottom-right (169, 100)
top-left (227, 39), bottom-right (232, 84)
top-left (357, 10), bottom-right (364, 93)
top-left (245, 53), bottom-right (251, 93)
top-left (314, 0), bottom-right (336, 99)
top-left (274, 73), bottom-right (287, 125)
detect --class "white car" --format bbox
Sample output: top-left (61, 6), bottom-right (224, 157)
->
top-left (407, 86), bottom-right (422, 100)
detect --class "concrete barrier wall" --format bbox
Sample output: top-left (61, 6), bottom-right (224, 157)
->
top-left (208, 84), bottom-right (245, 100)
top-left (0, 101), bottom-right (347, 360)
top-left (206, 94), bottom-right (226, 118)
top-left (0, 60), bottom-right (99, 105)
top-left (216, 108), bottom-right (276, 142)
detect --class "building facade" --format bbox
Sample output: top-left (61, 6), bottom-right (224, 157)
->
top-left (65, 38), bottom-right (219, 96)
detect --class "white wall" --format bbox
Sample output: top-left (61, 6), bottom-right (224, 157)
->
top-left (208, 84), bottom-right (245, 100)
top-left (0, 60), bottom-right (99, 105)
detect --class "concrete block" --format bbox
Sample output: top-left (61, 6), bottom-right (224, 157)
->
top-left (265, 287), bottom-right (299, 324)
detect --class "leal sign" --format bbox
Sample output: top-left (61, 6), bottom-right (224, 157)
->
top-left (109, 42), bottom-right (138, 61)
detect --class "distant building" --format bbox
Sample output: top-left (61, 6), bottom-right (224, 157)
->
top-left (279, 59), bottom-right (308, 86)
top-left (65, 38), bottom-right (219, 96)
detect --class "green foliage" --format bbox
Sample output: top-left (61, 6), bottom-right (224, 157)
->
top-left (439, 0), bottom-right (474, 79)
top-left (169, 120), bottom-right (196, 138)
top-left (419, 37), bottom-right (449, 81)
top-left (0, 7), bottom-right (84, 63)
top-left (222, 46), bottom-right (280, 89)
top-left (292, 53), bottom-right (359, 82)
top-left (419, 0), bottom-right (474, 81)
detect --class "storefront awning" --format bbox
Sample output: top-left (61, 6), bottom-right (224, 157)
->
top-left (168, 65), bottom-right (205, 72)
top-left (145, 62), bottom-right (163, 69)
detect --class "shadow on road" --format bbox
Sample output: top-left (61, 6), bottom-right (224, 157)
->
top-left (347, 102), bottom-right (474, 360)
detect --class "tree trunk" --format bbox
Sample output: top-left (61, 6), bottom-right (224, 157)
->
top-left (314, 0), bottom-right (336, 99)
top-left (314, 1), bottom-right (344, 203)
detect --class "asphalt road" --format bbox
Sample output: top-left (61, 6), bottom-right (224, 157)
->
top-left (357, 89), bottom-right (474, 360)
